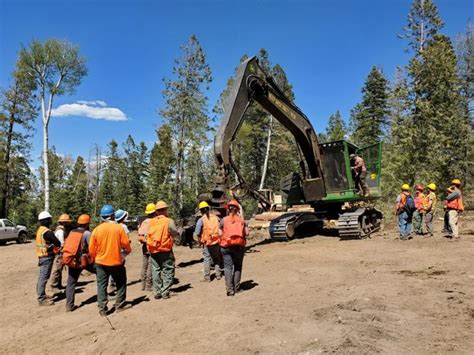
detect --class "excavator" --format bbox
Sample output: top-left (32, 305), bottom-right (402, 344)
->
top-left (213, 56), bottom-right (383, 240)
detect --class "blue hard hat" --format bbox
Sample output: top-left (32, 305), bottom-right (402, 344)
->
top-left (100, 204), bottom-right (115, 217)
top-left (115, 209), bottom-right (128, 222)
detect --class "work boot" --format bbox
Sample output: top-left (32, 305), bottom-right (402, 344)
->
top-left (66, 305), bottom-right (78, 312)
top-left (201, 276), bottom-right (211, 282)
top-left (39, 299), bottom-right (55, 306)
top-left (226, 291), bottom-right (235, 297)
top-left (162, 292), bottom-right (170, 299)
top-left (154, 293), bottom-right (162, 300)
top-left (216, 273), bottom-right (222, 281)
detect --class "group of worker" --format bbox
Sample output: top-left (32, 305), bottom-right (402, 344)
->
top-left (35, 198), bottom-right (248, 314)
top-left (394, 179), bottom-right (465, 240)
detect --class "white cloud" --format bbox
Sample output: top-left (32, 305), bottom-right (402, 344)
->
top-left (52, 101), bottom-right (127, 121)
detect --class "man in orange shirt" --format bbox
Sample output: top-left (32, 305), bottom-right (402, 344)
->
top-left (89, 204), bottom-right (131, 316)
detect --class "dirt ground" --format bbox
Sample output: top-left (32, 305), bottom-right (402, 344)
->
top-left (1, 213), bottom-right (473, 354)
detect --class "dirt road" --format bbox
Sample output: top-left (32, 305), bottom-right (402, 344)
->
top-left (1, 214), bottom-right (473, 354)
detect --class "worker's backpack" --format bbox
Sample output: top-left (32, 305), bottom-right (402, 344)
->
top-left (404, 195), bottom-right (416, 214)
top-left (62, 229), bottom-right (89, 269)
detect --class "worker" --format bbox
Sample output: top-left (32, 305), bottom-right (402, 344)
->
top-left (147, 200), bottom-right (179, 299)
top-left (108, 209), bottom-right (130, 293)
top-left (50, 213), bottom-right (72, 291)
top-left (64, 214), bottom-right (95, 312)
top-left (350, 153), bottom-right (369, 197)
top-left (219, 199), bottom-right (248, 296)
top-left (443, 179), bottom-right (464, 239)
top-left (413, 184), bottom-right (427, 235)
top-left (394, 184), bottom-right (414, 240)
top-left (194, 201), bottom-right (223, 282)
top-left (137, 203), bottom-right (157, 291)
top-left (89, 204), bottom-right (131, 316)
top-left (424, 183), bottom-right (437, 237)
top-left (36, 211), bottom-right (61, 306)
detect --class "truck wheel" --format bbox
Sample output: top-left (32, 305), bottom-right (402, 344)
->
top-left (17, 232), bottom-right (27, 244)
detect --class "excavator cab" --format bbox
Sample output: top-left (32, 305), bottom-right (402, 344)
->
top-left (318, 140), bottom-right (382, 203)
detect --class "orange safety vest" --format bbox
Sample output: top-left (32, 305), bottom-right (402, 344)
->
top-left (447, 191), bottom-right (465, 212)
top-left (36, 226), bottom-right (58, 257)
top-left (220, 214), bottom-right (246, 248)
top-left (146, 216), bottom-right (173, 253)
top-left (415, 193), bottom-right (428, 210)
top-left (201, 214), bottom-right (220, 246)
top-left (62, 229), bottom-right (86, 268)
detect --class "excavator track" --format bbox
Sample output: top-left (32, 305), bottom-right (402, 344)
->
top-left (269, 212), bottom-right (323, 241)
top-left (337, 207), bottom-right (383, 239)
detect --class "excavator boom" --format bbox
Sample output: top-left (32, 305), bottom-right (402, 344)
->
top-left (214, 56), bottom-right (326, 203)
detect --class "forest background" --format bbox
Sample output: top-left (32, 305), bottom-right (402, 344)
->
top-left (0, 0), bottom-right (472, 228)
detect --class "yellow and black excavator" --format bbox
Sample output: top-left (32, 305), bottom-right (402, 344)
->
top-left (213, 56), bottom-right (383, 240)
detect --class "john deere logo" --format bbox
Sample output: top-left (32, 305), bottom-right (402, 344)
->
top-left (249, 64), bottom-right (255, 73)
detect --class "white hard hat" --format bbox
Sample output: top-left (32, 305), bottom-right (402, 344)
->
top-left (38, 211), bottom-right (52, 221)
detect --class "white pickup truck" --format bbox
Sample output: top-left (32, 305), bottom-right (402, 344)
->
top-left (0, 219), bottom-right (28, 245)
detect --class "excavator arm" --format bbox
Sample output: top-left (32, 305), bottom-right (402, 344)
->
top-left (214, 56), bottom-right (326, 204)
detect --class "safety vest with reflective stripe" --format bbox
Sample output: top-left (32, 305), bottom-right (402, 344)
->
top-left (447, 191), bottom-right (465, 212)
top-left (146, 216), bottom-right (173, 253)
top-left (220, 215), bottom-right (246, 248)
top-left (201, 214), bottom-right (220, 246)
top-left (36, 226), bottom-right (57, 257)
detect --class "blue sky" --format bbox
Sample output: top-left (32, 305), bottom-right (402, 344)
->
top-left (0, 0), bottom-right (472, 168)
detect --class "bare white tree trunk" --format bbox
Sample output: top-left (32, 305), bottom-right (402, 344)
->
top-left (259, 115), bottom-right (273, 190)
top-left (41, 77), bottom-right (62, 212)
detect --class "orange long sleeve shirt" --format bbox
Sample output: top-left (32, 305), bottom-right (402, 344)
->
top-left (89, 221), bottom-right (131, 266)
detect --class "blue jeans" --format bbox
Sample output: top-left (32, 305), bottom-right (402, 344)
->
top-left (203, 244), bottom-right (223, 278)
top-left (221, 246), bottom-right (245, 294)
top-left (37, 255), bottom-right (55, 303)
top-left (398, 211), bottom-right (412, 238)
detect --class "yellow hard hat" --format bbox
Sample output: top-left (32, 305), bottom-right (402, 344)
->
top-left (156, 200), bottom-right (168, 210)
top-left (451, 179), bottom-right (461, 186)
top-left (427, 183), bottom-right (437, 191)
top-left (401, 184), bottom-right (410, 191)
top-left (198, 201), bottom-right (210, 209)
top-left (58, 213), bottom-right (72, 222)
top-left (145, 203), bottom-right (156, 215)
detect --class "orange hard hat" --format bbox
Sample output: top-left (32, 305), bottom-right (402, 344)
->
top-left (58, 213), bottom-right (72, 222)
top-left (77, 214), bottom-right (91, 224)
top-left (227, 199), bottom-right (240, 209)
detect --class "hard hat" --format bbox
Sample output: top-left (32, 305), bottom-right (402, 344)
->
top-left (227, 199), bottom-right (240, 209)
top-left (58, 213), bottom-right (72, 222)
top-left (100, 204), bottom-right (115, 217)
top-left (145, 203), bottom-right (156, 215)
top-left (349, 153), bottom-right (356, 159)
top-left (156, 200), bottom-right (168, 210)
top-left (77, 214), bottom-right (91, 224)
top-left (451, 179), bottom-right (461, 186)
top-left (415, 184), bottom-right (424, 191)
top-left (38, 211), bottom-right (52, 221)
top-left (115, 209), bottom-right (128, 222)
top-left (401, 184), bottom-right (410, 191)
top-left (198, 201), bottom-right (210, 210)
top-left (427, 183), bottom-right (437, 191)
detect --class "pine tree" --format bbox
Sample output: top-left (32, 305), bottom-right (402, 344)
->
top-left (326, 110), bottom-right (347, 141)
top-left (400, 0), bottom-right (444, 55)
top-left (159, 35), bottom-right (212, 216)
top-left (350, 66), bottom-right (390, 146)
top-left (64, 156), bottom-right (89, 216)
top-left (408, 35), bottom-right (470, 185)
top-left (0, 73), bottom-right (36, 217)
top-left (147, 125), bottom-right (175, 205)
